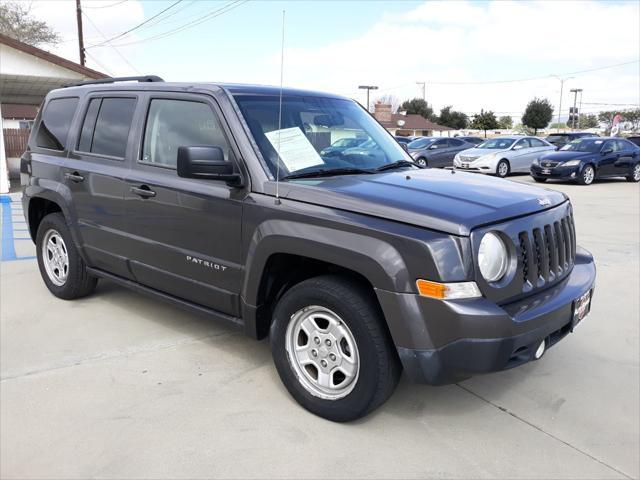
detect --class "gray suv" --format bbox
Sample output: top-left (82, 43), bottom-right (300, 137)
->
top-left (21, 76), bottom-right (596, 422)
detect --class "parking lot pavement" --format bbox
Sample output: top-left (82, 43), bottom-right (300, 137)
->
top-left (1, 176), bottom-right (638, 479)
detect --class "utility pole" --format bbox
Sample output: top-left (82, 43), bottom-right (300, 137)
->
top-left (570, 88), bottom-right (582, 130)
top-left (358, 85), bottom-right (378, 112)
top-left (578, 89), bottom-right (584, 129)
top-left (416, 81), bottom-right (426, 107)
top-left (76, 0), bottom-right (86, 66)
top-left (551, 75), bottom-right (573, 133)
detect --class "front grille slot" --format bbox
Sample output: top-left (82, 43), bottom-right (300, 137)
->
top-left (517, 213), bottom-right (576, 293)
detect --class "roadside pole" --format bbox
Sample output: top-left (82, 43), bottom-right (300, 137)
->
top-left (0, 105), bottom-right (10, 194)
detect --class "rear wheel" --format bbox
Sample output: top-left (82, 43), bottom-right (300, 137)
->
top-left (36, 213), bottom-right (97, 299)
top-left (270, 275), bottom-right (401, 422)
top-left (578, 164), bottom-right (595, 185)
top-left (496, 159), bottom-right (510, 178)
top-left (415, 157), bottom-right (428, 168)
top-left (627, 163), bottom-right (640, 182)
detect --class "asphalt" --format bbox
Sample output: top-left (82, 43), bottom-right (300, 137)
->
top-left (1, 175), bottom-right (638, 479)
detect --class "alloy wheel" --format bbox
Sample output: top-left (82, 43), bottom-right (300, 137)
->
top-left (42, 229), bottom-right (69, 286)
top-left (583, 166), bottom-right (595, 185)
top-left (285, 305), bottom-right (360, 400)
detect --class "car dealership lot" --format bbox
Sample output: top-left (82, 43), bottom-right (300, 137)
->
top-left (1, 176), bottom-right (638, 479)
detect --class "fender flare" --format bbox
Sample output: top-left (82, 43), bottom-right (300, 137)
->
top-left (242, 219), bottom-right (412, 307)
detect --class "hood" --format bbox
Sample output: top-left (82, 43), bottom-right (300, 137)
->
top-left (460, 147), bottom-right (509, 158)
top-left (539, 150), bottom-right (596, 162)
top-left (268, 168), bottom-right (567, 236)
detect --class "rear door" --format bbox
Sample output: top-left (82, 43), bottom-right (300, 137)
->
top-left (65, 94), bottom-right (138, 278)
top-left (612, 140), bottom-right (637, 177)
top-left (121, 92), bottom-right (245, 316)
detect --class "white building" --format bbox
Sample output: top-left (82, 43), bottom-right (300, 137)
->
top-left (0, 33), bottom-right (105, 193)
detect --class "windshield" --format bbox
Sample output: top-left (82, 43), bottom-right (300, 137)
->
top-left (560, 138), bottom-right (604, 153)
top-left (546, 135), bottom-right (569, 142)
top-left (477, 138), bottom-right (515, 149)
top-left (234, 95), bottom-right (411, 178)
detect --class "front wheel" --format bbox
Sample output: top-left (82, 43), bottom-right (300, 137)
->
top-left (415, 157), bottom-right (428, 168)
top-left (270, 275), bottom-right (401, 422)
top-left (578, 164), bottom-right (595, 185)
top-left (627, 163), bottom-right (640, 182)
top-left (496, 159), bottom-right (510, 178)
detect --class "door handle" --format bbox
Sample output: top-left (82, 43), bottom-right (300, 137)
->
top-left (130, 185), bottom-right (156, 198)
top-left (64, 172), bottom-right (84, 183)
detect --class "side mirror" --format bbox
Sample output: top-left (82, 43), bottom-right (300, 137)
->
top-left (513, 145), bottom-right (523, 150)
top-left (177, 146), bottom-right (242, 186)
top-left (428, 144), bottom-right (438, 150)
top-left (400, 143), bottom-right (409, 152)
top-left (601, 148), bottom-right (613, 155)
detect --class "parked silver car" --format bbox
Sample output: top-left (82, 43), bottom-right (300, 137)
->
top-left (453, 136), bottom-right (556, 177)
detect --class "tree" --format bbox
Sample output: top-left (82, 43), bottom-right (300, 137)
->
top-left (400, 98), bottom-right (436, 121)
top-left (498, 116), bottom-right (513, 129)
top-left (577, 114), bottom-right (599, 129)
top-left (0, 2), bottom-right (60, 47)
top-left (597, 111), bottom-right (618, 133)
top-left (375, 94), bottom-right (400, 113)
top-left (437, 106), bottom-right (468, 129)
top-left (470, 110), bottom-right (499, 137)
top-left (548, 122), bottom-right (567, 130)
top-left (521, 97), bottom-right (554, 135)
top-left (622, 109), bottom-right (640, 131)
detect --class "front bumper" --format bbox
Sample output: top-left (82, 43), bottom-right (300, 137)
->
top-left (376, 247), bottom-right (596, 385)
top-left (454, 158), bottom-right (495, 174)
top-left (531, 163), bottom-right (581, 180)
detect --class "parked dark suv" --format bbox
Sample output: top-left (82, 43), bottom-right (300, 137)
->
top-left (21, 77), bottom-right (596, 422)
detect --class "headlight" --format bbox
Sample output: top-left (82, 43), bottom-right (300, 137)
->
top-left (478, 232), bottom-right (508, 282)
top-left (532, 158), bottom-right (539, 166)
top-left (563, 160), bottom-right (581, 167)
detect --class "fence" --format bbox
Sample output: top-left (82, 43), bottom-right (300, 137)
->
top-left (3, 129), bottom-right (30, 157)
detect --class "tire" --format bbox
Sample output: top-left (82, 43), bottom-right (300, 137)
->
top-left (532, 176), bottom-right (547, 183)
top-left (36, 212), bottom-right (97, 300)
top-left (270, 275), bottom-right (401, 422)
top-left (415, 157), bottom-right (428, 168)
top-left (627, 163), bottom-right (640, 182)
top-left (577, 164), bottom-right (595, 185)
top-left (496, 159), bottom-right (510, 178)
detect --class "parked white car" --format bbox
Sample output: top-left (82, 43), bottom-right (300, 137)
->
top-left (453, 136), bottom-right (556, 177)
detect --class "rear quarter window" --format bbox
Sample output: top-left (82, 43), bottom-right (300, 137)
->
top-left (36, 97), bottom-right (79, 150)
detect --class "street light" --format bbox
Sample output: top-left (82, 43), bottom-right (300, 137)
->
top-left (551, 75), bottom-right (574, 132)
top-left (570, 88), bottom-right (583, 130)
top-left (358, 85), bottom-right (378, 112)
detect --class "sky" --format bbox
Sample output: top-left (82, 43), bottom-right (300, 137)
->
top-left (28, 0), bottom-right (640, 122)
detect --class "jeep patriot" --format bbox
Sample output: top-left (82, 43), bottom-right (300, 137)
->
top-left (21, 76), bottom-right (596, 421)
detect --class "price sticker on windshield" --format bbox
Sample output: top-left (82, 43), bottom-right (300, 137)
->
top-left (265, 127), bottom-right (323, 173)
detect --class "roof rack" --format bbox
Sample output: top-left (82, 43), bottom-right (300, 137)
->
top-left (66, 75), bottom-right (164, 87)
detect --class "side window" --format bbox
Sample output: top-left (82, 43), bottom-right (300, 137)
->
top-left (141, 99), bottom-right (233, 168)
top-left (432, 139), bottom-right (447, 149)
top-left (36, 97), bottom-right (79, 150)
top-left (78, 97), bottom-right (137, 158)
top-left (530, 138), bottom-right (546, 147)
top-left (602, 140), bottom-right (616, 152)
top-left (514, 139), bottom-right (530, 149)
top-left (616, 140), bottom-right (630, 151)
top-left (449, 138), bottom-right (464, 147)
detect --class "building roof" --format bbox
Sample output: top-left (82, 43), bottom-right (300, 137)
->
top-left (0, 33), bottom-right (106, 79)
top-left (1, 103), bottom-right (39, 119)
top-left (377, 113), bottom-right (453, 131)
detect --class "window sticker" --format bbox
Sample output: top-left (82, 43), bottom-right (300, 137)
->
top-left (264, 127), bottom-right (323, 172)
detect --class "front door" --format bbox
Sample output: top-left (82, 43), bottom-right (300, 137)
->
top-left (122, 93), bottom-right (245, 316)
top-left (426, 139), bottom-right (450, 167)
top-left (597, 140), bottom-right (620, 177)
top-left (510, 138), bottom-right (534, 172)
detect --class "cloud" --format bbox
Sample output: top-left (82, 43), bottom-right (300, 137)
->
top-left (267, 0), bottom-right (639, 119)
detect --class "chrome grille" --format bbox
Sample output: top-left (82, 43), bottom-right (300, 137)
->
top-left (518, 213), bottom-right (576, 289)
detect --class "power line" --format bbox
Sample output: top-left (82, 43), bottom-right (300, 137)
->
top-left (82, 11), bottom-right (142, 75)
top-left (104, 0), bottom-right (249, 47)
top-left (87, 0), bottom-right (184, 48)
top-left (84, 50), bottom-right (113, 76)
top-left (84, 0), bottom-right (128, 9)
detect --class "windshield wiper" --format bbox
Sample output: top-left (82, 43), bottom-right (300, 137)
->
top-left (374, 160), bottom-right (418, 172)
top-left (281, 167), bottom-right (374, 180)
